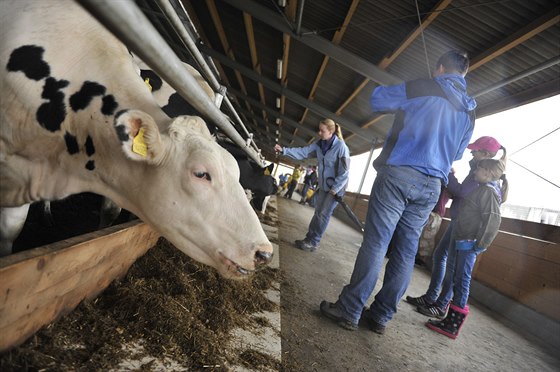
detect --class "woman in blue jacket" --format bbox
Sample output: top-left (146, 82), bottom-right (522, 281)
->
top-left (274, 118), bottom-right (350, 252)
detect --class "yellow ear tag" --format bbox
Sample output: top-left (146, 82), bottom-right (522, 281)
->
top-left (132, 127), bottom-right (148, 157)
top-left (144, 77), bottom-right (152, 92)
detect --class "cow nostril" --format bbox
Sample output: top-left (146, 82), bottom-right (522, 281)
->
top-left (255, 250), bottom-right (273, 265)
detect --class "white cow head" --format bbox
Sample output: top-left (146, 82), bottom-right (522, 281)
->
top-left (100, 110), bottom-right (272, 278)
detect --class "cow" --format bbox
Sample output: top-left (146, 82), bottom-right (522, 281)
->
top-left (26, 56), bottom-right (277, 236)
top-left (0, 0), bottom-right (273, 278)
top-left (83, 56), bottom-right (278, 225)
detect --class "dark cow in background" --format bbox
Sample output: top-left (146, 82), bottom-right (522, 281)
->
top-left (218, 140), bottom-right (278, 212)
top-left (104, 56), bottom-right (279, 218)
top-left (0, 0), bottom-right (273, 278)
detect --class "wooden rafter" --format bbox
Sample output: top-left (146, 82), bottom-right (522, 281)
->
top-left (469, 7), bottom-right (560, 71)
top-left (243, 12), bottom-right (269, 124)
top-left (206, 0), bottom-right (263, 131)
top-left (291, 0), bottom-right (361, 143)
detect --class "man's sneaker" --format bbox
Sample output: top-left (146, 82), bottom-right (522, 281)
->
top-left (319, 300), bottom-right (358, 331)
top-left (406, 294), bottom-right (433, 307)
top-left (417, 304), bottom-right (447, 319)
top-left (360, 307), bottom-right (386, 335)
top-left (294, 239), bottom-right (318, 252)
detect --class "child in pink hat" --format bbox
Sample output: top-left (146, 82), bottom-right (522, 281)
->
top-left (406, 136), bottom-right (506, 320)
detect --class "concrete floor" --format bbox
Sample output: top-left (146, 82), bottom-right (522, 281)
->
top-left (276, 195), bottom-right (560, 371)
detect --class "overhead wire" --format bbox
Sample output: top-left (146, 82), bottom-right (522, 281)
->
top-left (509, 126), bottom-right (560, 189)
top-left (414, 0), bottom-right (431, 77)
top-left (510, 127), bottom-right (559, 156)
top-left (302, 0), bottom-right (514, 36)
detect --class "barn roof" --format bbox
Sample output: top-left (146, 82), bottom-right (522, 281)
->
top-left (137, 0), bottom-right (559, 161)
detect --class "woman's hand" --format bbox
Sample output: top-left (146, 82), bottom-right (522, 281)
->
top-left (329, 189), bottom-right (337, 196)
top-left (274, 144), bottom-right (283, 153)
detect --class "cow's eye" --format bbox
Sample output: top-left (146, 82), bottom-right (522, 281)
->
top-left (194, 171), bottom-right (212, 181)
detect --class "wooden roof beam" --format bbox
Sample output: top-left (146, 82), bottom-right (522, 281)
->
top-left (470, 7), bottom-right (560, 71)
top-left (243, 12), bottom-right (269, 125)
top-left (336, 0), bottom-right (452, 116)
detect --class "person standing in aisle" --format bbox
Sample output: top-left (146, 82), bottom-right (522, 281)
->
top-left (300, 166), bottom-right (318, 205)
top-left (274, 118), bottom-right (350, 252)
top-left (284, 165), bottom-right (303, 199)
top-left (406, 136), bottom-right (505, 310)
top-left (425, 153), bottom-right (508, 338)
top-left (320, 50), bottom-right (476, 334)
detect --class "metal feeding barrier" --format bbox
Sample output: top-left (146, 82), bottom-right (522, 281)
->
top-left (77, 0), bottom-right (265, 166)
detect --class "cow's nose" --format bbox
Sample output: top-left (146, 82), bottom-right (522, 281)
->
top-left (255, 250), bottom-right (273, 266)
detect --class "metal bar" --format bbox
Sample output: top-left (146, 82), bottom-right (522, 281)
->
top-left (200, 44), bottom-right (381, 141)
top-left (237, 108), bottom-right (309, 147)
top-left (155, 0), bottom-right (261, 156)
top-left (222, 0), bottom-right (402, 86)
top-left (356, 139), bottom-right (377, 196)
top-left (473, 56), bottom-right (560, 98)
top-left (228, 87), bottom-right (318, 139)
top-left (295, 0), bottom-right (305, 36)
top-left (77, 0), bottom-right (264, 165)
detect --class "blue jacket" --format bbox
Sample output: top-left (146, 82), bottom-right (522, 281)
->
top-left (282, 135), bottom-right (350, 196)
top-left (370, 74), bottom-right (476, 184)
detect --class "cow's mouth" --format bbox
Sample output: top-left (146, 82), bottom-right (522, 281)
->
top-left (221, 254), bottom-right (255, 277)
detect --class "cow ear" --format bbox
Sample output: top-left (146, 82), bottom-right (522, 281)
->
top-left (168, 115), bottom-right (213, 141)
top-left (114, 110), bottom-right (165, 165)
top-left (266, 163), bottom-right (274, 174)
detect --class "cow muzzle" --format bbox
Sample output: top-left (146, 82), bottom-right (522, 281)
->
top-left (255, 250), bottom-right (273, 266)
top-left (235, 248), bottom-right (273, 276)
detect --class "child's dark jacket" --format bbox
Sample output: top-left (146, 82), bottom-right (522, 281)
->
top-left (454, 182), bottom-right (502, 250)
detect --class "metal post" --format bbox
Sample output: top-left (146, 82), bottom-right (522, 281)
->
top-left (353, 139), bottom-right (377, 209)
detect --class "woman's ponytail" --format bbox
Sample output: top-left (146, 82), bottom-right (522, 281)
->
top-left (499, 146), bottom-right (508, 203)
top-left (335, 124), bottom-right (344, 141)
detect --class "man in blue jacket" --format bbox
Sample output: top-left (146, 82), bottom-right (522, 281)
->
top-left (320, 50), bottom-right (476, 334)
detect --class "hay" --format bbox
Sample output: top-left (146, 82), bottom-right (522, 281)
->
top-left (1, 239), bottom-right (281, 371)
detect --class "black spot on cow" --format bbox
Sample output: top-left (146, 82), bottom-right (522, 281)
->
top-left (36, 77), bottom-right (69, 132)
top-left (101, 95), bottom-right (118, 115)
top-left (162, 92), bottom-right (198, 118)
top-left (69, 81), bottom-right (106, 112)
top-left (7, 45), bottom-right (50, 80)
top-left (64, 132), bottom-right (79, 155)
top-left (115, 125), bottom-right (129, 142)
top-left (85, 160), bottom-right (95, 171)
top-left (140, 69), bottom-right (163, 91)
top-left (85, 136), bottom-right (95, 156)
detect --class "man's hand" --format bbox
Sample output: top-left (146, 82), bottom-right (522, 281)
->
top-left (274, 144), bottom-right (283, 153)
top-left (329, 189), bottom-right (337, 196)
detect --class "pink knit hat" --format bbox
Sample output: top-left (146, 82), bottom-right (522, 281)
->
top-left (467, 136), bottom-right (501, 153)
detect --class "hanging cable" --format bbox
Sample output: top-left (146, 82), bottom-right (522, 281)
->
top-left (510, 127), bottom-right (559, 156)
top-left (302, 0), bottom-right (513, 35)
top-left (415, 0), bottom-right (431, 77)
top-left (509, 159), bottom-right (559, 189)
top-left (506, 126), bottom-right (560, 188)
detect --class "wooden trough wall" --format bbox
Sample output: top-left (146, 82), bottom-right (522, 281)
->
top-left (0, 220), bottom-right (160, 352)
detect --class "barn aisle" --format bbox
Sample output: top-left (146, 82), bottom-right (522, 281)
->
top-left (274, 195), bottom-right (560, 371)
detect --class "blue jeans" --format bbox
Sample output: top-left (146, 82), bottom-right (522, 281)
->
top-left (424, 220), bottom-right (456, 303)
top-left (305, 189), bottom-right (339, 246)
top-left (337, 166), bottom-right (441, 326)
top-left (301, 184), bottom-right (311, 201)
top-left (434, 241), bottom-right (480, 309)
